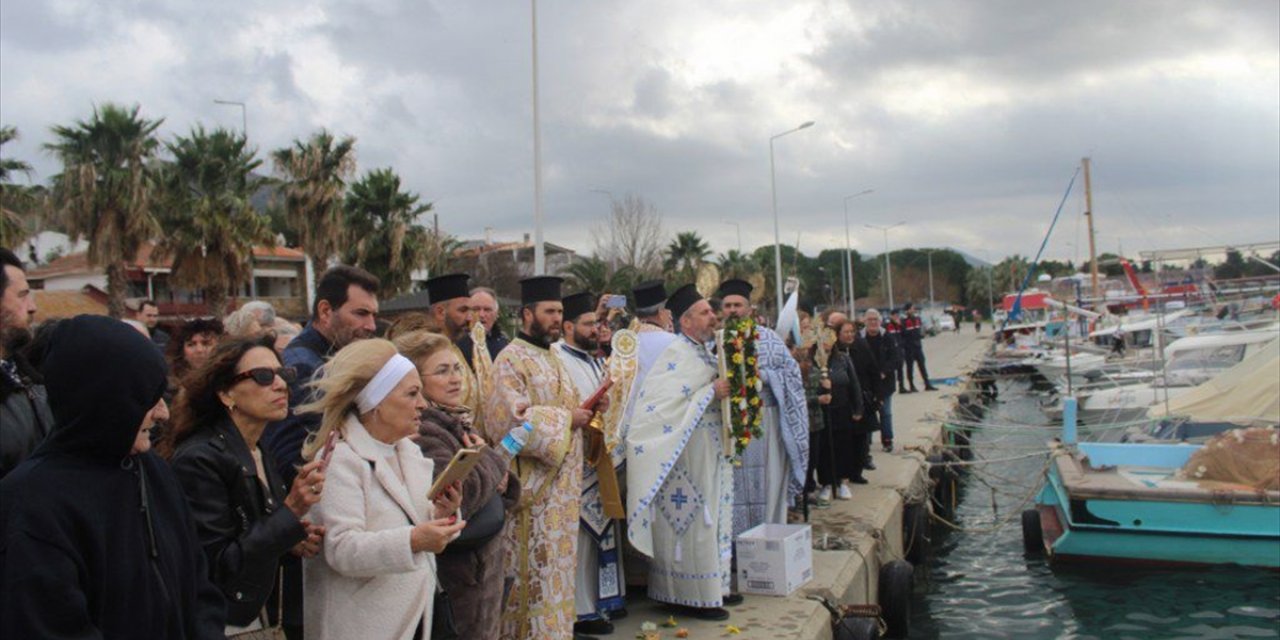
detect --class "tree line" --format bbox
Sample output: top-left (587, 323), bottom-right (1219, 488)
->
top-left (0, 104), bottom-right (450, 318)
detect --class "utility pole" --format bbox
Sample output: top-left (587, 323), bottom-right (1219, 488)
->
top-left (1083, 157), bottom-right (1099, 301)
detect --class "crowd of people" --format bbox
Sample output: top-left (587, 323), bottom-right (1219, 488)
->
top-left (0, 245), bottom-right (937, 639)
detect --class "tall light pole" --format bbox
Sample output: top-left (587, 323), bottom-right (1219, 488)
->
top-left (530, 0), bottom-right (545, 274)
top-left (213, 99), bottom-right (247, 137)
top-left (923, 248), bottom-right (936, 309)
top-left (589, 189), bottom-right (616, 271)
top-left (865, 221), bottom-right (905, 309)
top-left (769, 120), bottom-right (815, 315)
top-left (842, 189), bottom-right (874, 317)
top-left (723, 220), bottom-right (742, 254)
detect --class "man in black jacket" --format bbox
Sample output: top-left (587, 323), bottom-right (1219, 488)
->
top-left (853, 309), bottom-right (903, 452)
top-left (1, 315), bottom-right (225, 639)
top-left (0, 248), bottom-right (53, 479)
top-left (901, 303), bottom-right (938, 393)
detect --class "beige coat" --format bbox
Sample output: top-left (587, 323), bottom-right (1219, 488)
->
top-left (304, 416), bottom-right (437, 640)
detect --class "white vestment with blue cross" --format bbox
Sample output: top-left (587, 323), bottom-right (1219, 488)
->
top-left (625, 335), bottom-right (732, 608)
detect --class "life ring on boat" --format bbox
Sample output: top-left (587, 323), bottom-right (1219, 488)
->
top-left (902, 502), bottom-right (930, 566)
top-left (877, 559), bottom-right (913, 638)
top-left (1021, 509), bottom-right (1044, 555)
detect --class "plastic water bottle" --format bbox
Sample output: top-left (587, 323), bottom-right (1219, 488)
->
top-left (498, 421), bottom-right (534, 459)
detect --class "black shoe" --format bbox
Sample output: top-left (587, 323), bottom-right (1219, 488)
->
top-left (864, 459), bottom-right (876, 470)
top-left (608, 607), bottom-right (628, 620)
top-left (670, 605), bottom-right (730, 621)
top-left (575, 618), bottom-right (614, 636)
top-left (575, 618), bottom-right (615, 636)
top-left (925, 385), bottom-right (939, 391)
top-left (723, 593), bottom-right (745, 606)
top-left (897, 386), bottom-right (908, 394)
top-left (908, 386), bottom-right (919, 393)
top-left (850, 476), bottom-right (869, 484)
top-left (883, 442), bottom-right (894, 453)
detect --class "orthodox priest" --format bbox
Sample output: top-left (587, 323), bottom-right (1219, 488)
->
top-left (424, 273), bottom-right (484, 431)
top-left (625, 284), bottom-right (734, 621)
top-left (718, 279), bottom-right (809, 534)
top-left (482, 276), bottom-right (592, 640)
top-left (552, 292), bottom-right (627, 636)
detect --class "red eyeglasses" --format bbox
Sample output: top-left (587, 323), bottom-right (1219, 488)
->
top-left (229, 366), bottom-right (298, 386)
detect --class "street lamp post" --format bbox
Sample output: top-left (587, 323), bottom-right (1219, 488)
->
top-left (924, 248), bottom-right (936, 309)
top-left (723, 220), bottom-right (742, 254)
top-left (842, 189), bottom-right (874, 317)
top-left (865, 222), bottom-right (905, 309)
top-left (770, 121), bottom-right (815, 315)
top-left (213, 99), bottom-right (247, 137)
top-left (531, 0), bottom-right (545, 275)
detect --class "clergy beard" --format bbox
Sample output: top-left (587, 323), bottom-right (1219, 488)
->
top-left (570, 327), bottom-right (598, 352)
top-left (526, 319), bottom-right (561, 346)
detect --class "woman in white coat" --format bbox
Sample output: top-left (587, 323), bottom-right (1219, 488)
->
top-left (299, 339), bottom-right (466, 640)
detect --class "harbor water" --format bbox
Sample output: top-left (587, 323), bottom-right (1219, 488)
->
top-left (909, 379), bottom-right (1280, 639)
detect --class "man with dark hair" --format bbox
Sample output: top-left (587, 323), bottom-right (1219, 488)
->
top-left (625, 284), bottom-right (733, 621)
top-left (264, 264), bottom-right (379, 482)
top-left (458, 285), bottom-right (509, 366)
top-left (718, 279), bottom-right (808, 537)
top-left (553, 292), bottom-right (627, 634)
top-left (1, 248), bottom-right (53, 479)
top-left (482, 276), bottom-right (591, 640)
top-left (134, 299), bottom-right (169, 349)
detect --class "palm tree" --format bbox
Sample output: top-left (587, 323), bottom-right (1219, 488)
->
top-left (716, 249), bottom-right (758, 280)
top-left (561, 256), bottom-right (643, 296)
top-left (272, 130), bottom-right (356, 285)
top-left (663, 231), bottom-right (711, 282)
top-left (341, 168), bottom-right (435, 297)
top-left (154, 126), bottom-right (274, 317)
top-left (0, 125), bottom-right (36, 247)
top-left (45, 104), bottom-right (163, 318)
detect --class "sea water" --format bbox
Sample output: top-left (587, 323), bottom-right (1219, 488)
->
top-left (909, 379), bottom-right (1280, 639)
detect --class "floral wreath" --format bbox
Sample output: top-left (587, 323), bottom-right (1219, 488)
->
top-left (721, 315), bottom-right (762, 457)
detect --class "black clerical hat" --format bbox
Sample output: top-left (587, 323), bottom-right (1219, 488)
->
top-left (562, 292), bottom-right (596, 322)
top-left (519, 276), bottom-right (563, 305)
top-left (425, 273), bottom-right (470, 304)
top-left (632, 280), bottom-right (668, 309)
top-left (716, 278), bottom-right (753, 300)
top-left (666, 284), bottom-right (703, 320)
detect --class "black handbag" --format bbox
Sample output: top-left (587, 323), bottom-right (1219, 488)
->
top-left (442, 492), bottom-right (506, 553)
top-left (431, 583), bottom-right (459, 640)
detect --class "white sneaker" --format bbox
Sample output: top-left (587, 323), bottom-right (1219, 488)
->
top-left (837, 484), bottom-right (853, 500)
top-left (817, 486), bottom-right (832, 502)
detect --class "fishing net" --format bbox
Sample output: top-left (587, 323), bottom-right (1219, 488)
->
top-left (1177, 427), bottom-right (1280, 491)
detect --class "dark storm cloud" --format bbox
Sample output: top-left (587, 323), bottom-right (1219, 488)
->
top-left (0, 0), bottom-right (1274, 262)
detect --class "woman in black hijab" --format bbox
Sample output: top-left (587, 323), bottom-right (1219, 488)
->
top-left (0, 315), bottom-right (225, 639)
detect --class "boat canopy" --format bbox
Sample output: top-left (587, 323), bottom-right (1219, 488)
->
top-left (1088, 308), bottom-right (1193, 338)
top-left (1162, 326), bottom-right (1280, 360)
top-left (1149, 338), bottom-right (1280, 423)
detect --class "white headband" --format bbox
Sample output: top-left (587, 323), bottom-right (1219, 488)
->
top-left (355, 354), bottom-right (417, 414)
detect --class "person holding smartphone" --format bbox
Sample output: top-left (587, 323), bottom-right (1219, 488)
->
top-left (298, 339), bottom-right (465, 640)
top-left (166, 336), bottom-right (323, 639)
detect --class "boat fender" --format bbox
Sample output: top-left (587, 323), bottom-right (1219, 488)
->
top-left (833, 615), bottom-right (880, 640)
top-left (902, 502), bottom-right (930, 566)
top-left (1021, 509), bottom-right (1044, 556)
top-left (877, 559), bottom-right (913, 639)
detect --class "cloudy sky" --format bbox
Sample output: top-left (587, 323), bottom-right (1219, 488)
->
top-left (2, 0), bottom-right (1277, 264)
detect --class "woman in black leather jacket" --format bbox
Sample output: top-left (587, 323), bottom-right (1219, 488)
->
top-left (165, 336), bottom-right (326, 639)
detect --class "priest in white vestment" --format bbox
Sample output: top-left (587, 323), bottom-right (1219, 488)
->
top-left (717, 279), bottom-right (810, 537)
top-left (625, 284), bottom-right (735, 621)
top-left (552, 292), bottom-right (628, 636)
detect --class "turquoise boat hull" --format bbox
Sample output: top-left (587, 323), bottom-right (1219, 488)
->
top-left (1033, 442), bottom-right (1280, 568)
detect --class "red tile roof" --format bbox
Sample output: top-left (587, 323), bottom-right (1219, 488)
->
top-left (33, 289), bottom-right (109, 323)
top-left (28, 241), bottom-right (304, 279)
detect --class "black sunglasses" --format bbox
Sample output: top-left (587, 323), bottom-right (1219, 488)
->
top-left (229, 366), bottom-right (297, 386)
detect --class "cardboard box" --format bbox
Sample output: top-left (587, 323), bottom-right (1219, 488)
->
top-left (736, 523), bottom-right (813, 596)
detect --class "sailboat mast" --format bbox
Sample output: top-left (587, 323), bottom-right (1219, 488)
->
top-left (1083, 157), bottom-right (1100, 301)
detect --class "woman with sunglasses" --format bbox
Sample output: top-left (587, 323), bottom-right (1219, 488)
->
top-left (165, 336), bottom-right (326, 639)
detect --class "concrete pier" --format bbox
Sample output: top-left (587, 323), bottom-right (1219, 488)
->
top-left (607, 329), bottom-right (991, 639)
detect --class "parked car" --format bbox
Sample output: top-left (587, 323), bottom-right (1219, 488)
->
top-left (933, 314), bottom-right (956, 332)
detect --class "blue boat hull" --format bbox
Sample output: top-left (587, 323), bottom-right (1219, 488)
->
top-left (1034, 443), bottom-right (1280, 569)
